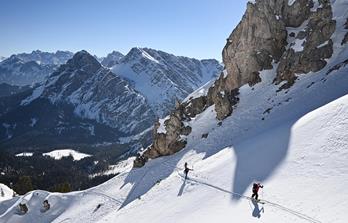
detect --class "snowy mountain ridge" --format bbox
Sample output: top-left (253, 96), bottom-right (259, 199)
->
top-left (0, 50), bottom-right (156, 150)
top-left (0, 51), bottom-right (73, 86)
top-left (112, 47), bottom-right (223, 116)
top-left (14, 50), bottom-right (74, 65)
top-left (101, 51), bottom-right (124, 67)
top-left (0, 48), bottom-right (221, 151)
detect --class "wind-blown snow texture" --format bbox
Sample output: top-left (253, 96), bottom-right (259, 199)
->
top-left (1, 0), bottom-right (348, 222)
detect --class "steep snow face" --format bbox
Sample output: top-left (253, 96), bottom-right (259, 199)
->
top-left (42, 149), bottom-right (91, 161)
top-left (112, 47), bottom-right (223, 117)
top-left (0, 51), bottom-right (73, 86)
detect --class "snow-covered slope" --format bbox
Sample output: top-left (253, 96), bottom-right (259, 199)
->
top-left (0, 184), bottom-right (14, 202)
top-left (1, 0), bottom-right (348, 222)
top-left (1, 73), bottom-right (348, 222)
top-left (42, 149), bottom-right (91, 161)
top-left (2, 23), bottom-right (348, 221)
top-left (112, 47), bottom-right (222, 116)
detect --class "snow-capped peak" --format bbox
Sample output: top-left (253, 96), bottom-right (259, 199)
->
top-left (112, 47), bottom-right (223, 117)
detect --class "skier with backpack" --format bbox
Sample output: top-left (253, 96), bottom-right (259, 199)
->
top-left (184, 162), bottom-right (193, 180)
top-left (18, 203), bottom-right (28, 214)
top-left (251, 182), bottom-right (263, 201)
top-left (43, 199), bottom-right (50, 211)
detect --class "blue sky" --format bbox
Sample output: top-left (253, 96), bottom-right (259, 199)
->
top-left (0, 0), bottom-right (247, 60)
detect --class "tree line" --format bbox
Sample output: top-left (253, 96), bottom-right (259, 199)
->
top-left (0, 151), bottom-right (116, 195)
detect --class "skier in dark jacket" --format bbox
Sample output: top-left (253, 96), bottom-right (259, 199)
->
top-left (184, 162), bottom-right (193, 180)
top-left (251, 182), bottom-right (263, 201)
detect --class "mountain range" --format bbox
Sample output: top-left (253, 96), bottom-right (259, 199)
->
top-left (0, 48), bottom-right (222, 154)
top-left (0, 51), bottom-right (73, 86)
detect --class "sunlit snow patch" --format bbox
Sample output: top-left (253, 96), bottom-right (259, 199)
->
top-left (43, 149), bottom-right (91, 161)
top-left (15, 152), bottom-right (34, 157)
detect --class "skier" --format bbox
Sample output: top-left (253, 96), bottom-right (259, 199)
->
top-left (1, 188), bottom-right (4, 197)
top-left (43, 199), bottom-right (50, 211)
top-left (184, 162), bottom-right (193, 180)
top-left (18, 203), bottom-right (28, 214)
top-left (251, 182), bottom-right (263, 201)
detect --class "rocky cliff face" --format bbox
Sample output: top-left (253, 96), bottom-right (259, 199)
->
top-left (223, 0), bottom-right (335, 91)
top-left (134, 0), bottom-right (339, 167)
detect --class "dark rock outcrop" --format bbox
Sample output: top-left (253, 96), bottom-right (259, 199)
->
top-left (275, 0), bottom-right (336, 87)
top-left (133, 103), bottom-right (191, 167)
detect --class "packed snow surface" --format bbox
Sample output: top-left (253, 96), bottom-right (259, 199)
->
top-left (42, 149), bottom-right (91, 161)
